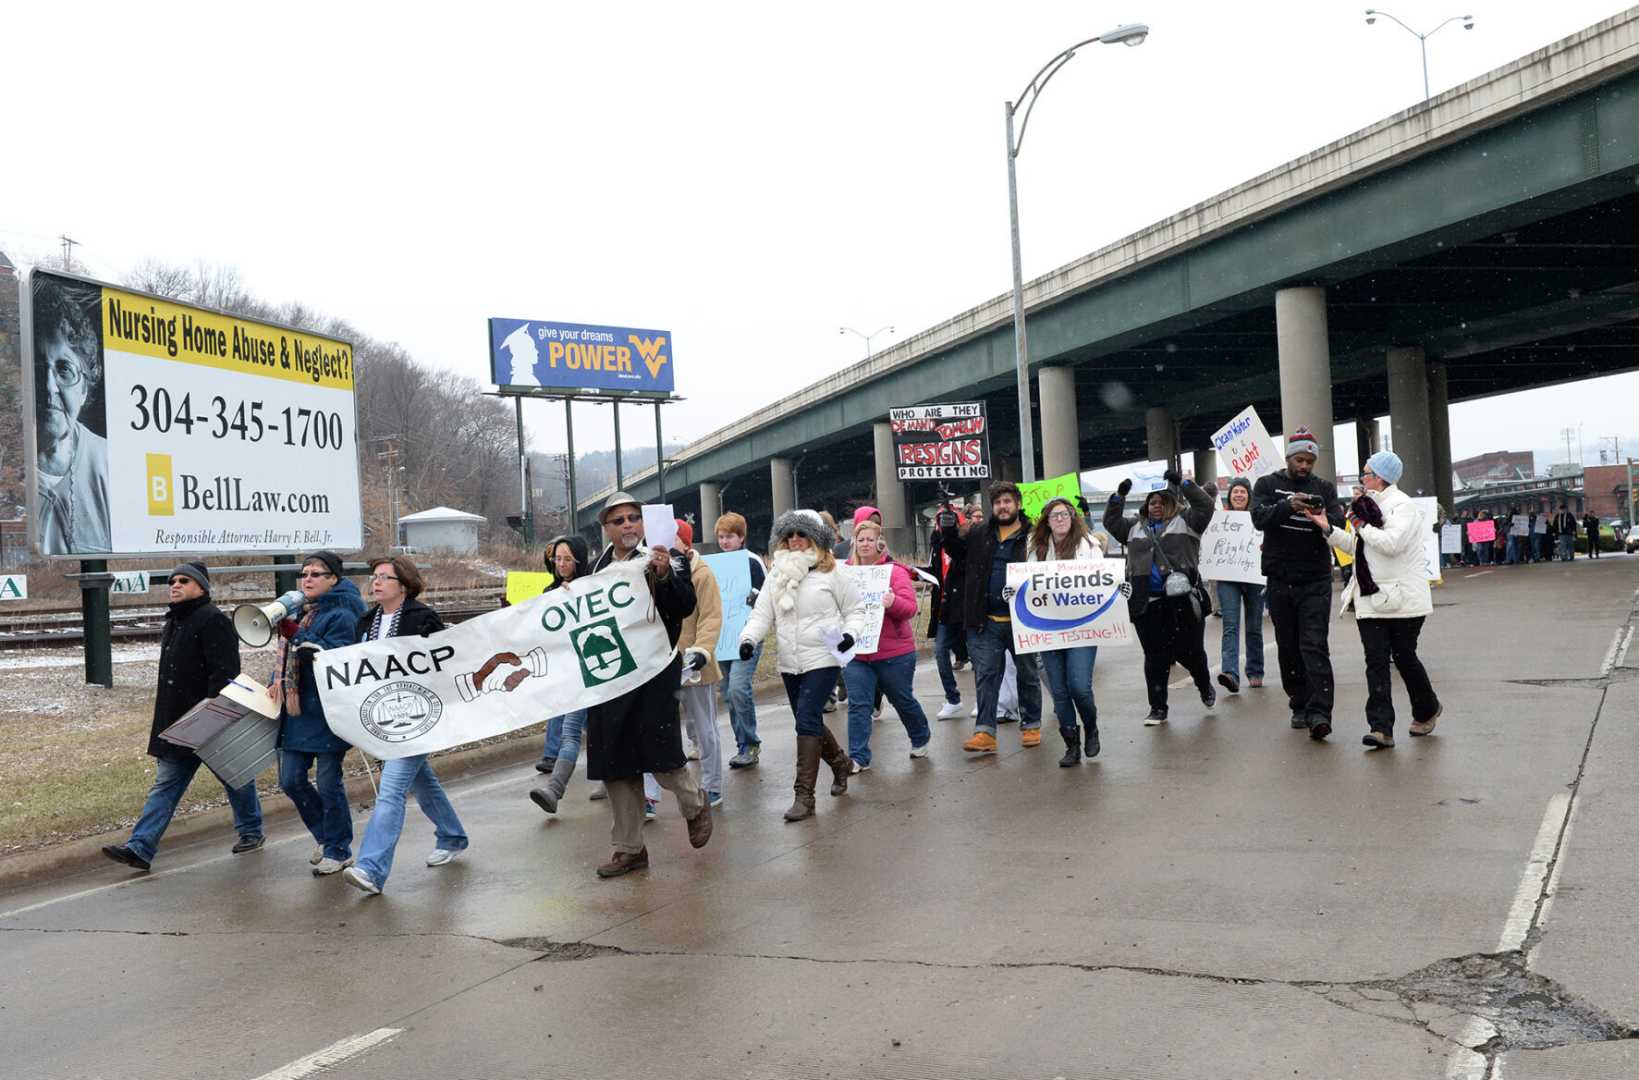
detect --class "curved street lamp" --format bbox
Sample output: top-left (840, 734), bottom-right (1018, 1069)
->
top-left (1364, 9), bottom-right (1474, 101)
top-left (1007, 24), bottom-right (1148, 483)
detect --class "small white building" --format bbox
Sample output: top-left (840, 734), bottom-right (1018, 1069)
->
top-left (397, 506), bottom-right (486, 555)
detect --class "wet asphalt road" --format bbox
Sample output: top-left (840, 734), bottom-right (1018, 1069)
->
top-left (3, 556), bottom-right (1637, 1079)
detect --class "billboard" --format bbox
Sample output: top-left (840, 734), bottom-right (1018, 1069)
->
top-left (21, 268), bottom-right (364, 559)
top-left (488, 318), bottom-right (674, 394)
top-left (890, 402), bottom-right (990, 481)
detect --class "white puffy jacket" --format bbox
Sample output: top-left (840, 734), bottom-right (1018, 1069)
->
top-left (740, 551), bottom-right (866, 674)
top-left (1326, 484), bottom-right (1433, 619)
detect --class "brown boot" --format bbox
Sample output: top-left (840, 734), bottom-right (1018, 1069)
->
top-left (819, 725), bottom-right (852, 796)
top-left (785, 735), bottom-right (821, 821)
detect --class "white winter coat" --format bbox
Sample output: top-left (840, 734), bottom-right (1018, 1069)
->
top-left (739, 551), bottom-right (866, 674)
top-left (1325, 484), bottom-right (1434, 619)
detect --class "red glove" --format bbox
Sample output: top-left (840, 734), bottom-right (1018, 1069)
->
top-left (278, 618), bottom-right (299, 640)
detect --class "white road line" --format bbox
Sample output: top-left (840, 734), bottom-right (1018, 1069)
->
top-left (248, 1028), bottom-right (402, 1080)
top-left (1615, 625), bottom-right (1634, 671)
top-left (1599, 626), bottom-right (1625, 677)
top-left (0, 769), bottom-right (534, 921)
top-left (1468, 570), bottom-right (1495, 578)
top-left (1496, 792), bottom-right (1570, 954)
top-left (1528, 794), bottom-right (1581, 964)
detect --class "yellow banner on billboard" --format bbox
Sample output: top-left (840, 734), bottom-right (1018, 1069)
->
top-left (101, 287), bottom-right (354, 390)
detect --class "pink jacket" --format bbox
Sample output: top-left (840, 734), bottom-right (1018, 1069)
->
top-left (855, 553), bottom-right (918, 663)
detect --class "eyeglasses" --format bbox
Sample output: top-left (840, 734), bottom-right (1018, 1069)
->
top-left (298, 571), bottom-right (333, 580)
top-left (1048, 510), bottom-right (1073, 521)
top-left (167, 577), bottom-right (190, 586)
top-left (370, 573), bottom-right (399, 582)
top-left (1361, 470), bottom-right (1377, 479)
top-left (46, 355), bottom-right (85, 388)
top-left (606, 513), bottom-right (641, 526)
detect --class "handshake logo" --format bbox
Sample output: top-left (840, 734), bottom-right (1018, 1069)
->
top-left (456, 648), bottom-right (548, 703)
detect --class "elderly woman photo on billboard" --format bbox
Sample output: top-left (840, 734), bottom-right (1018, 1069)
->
top-left (33, 274), bottom-right (111, 554)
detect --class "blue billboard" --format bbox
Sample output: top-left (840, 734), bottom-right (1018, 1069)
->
top-left (488, 318), bottom-right (674, 394)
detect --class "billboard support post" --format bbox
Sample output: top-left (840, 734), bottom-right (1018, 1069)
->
top-left (612, 401), bottom-right (624, 490)
top-left (272, 554), bottom-right (298, 596)
top-left (79, 559), bottom-right (112, 688)
top-left (513, 397), bottom-right (533, 546)
top-left (654, 401), bottom-right (667, 505)
top-left (564, 399), bottom-right (578, 538)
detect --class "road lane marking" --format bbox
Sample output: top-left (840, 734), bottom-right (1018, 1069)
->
top-left (1615, 626), bottom-right (1634, 671)
top-left (1496, 792), bottom-right (1571, 954)
top-left (249, 1028), bottom-right (402, 1080)
top-left (1468, 570), bottom-right (1494, 578)
top-left (1598, 626), bottom-right (1625, 677)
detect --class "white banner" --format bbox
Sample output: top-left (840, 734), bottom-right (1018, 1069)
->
top-left (1131, 461), bottom-right (1171, 494)
top-left (0, 575), bottom-right (26, 600)
top-left (23, 269), bottom-right (363, 558)
top-left (1006, 559), bottom-right (1135, 654)
top-left (1211, 405), bottom-right (1282, 483)
top-left (840, 563), bottom-right (892, 653)
top-left (1197, 510), bottom-right (1266, 585)
top-left (1411, 497), bottom-right (1442, 584)
top-left (315, 558), bottom-right (674, 758)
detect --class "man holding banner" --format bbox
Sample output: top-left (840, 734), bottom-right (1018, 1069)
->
top-left (587, 493), bottom-right (712, 877)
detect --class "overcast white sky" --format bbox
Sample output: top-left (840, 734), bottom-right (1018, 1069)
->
top-left (4, 1), bottom-right (1636, 484)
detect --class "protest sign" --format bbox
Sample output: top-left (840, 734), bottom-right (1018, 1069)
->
top-left (317, 558), bottom-right (673, 758)
top-left (703, 549), bottom-right (755, 662)
top-left (890, 402), bottom-right (990, 480)
top-left (839, 563), bottom-right (893, 653)
top-left (641, 505), bottom-right (677, 550)
top-left (1131, 461), bottom-right (1171, 494)
top-left (1467, 519), bottom-right (1496, 545)
top-left (1018, 471), bottom-right (1081, 523)
top-left (1196, 511), bottom-right (1265, 585)
top-left (1533, 516), bottom-right (1548, 535)
top-left (505, 571), bottom-right (554, 606)
top-left (1441, 524), bottom-right (1463, 555)
top-left (1411, 497), bottom-right (1442, 583)
top-left (1509, 516), bottom-right (1531, 537)
top-left (1005, 559), bottom-right (1134, 654)
top-left (1211, 406), bottom-right (1281, 483)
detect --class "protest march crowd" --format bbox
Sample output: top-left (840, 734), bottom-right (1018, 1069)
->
top-left (100, 427), bottom-right (1454, 887)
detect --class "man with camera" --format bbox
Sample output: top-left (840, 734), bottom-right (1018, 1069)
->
top-left (1251, 427), bottom-right (1345, 740)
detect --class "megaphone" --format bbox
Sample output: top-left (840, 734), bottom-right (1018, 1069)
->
top-left (233, 590), bottom-right (307, 647)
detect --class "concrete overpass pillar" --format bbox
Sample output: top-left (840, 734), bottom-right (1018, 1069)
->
top-left (1354, 417), bottom-right (1380, 478)
top-left (1192, 449), bottom-right (1218, 491)
top-left (873, 421), bottom-right (912, 556)
top-left (770, 457), bottom-right (795, 518)
top-left (698, 482), bottom-right (721, 535)
top-left (1039, 366), bottom-right (1080, 479)
top-left (1427, 361), bottom-right (1454, 512)
top-left (1386, 346), bottom-right (1436, 498)
top-left (1145, 407), bottom-right (1178, 470)
top-left (1275, 286), bottom-right (1337, 481)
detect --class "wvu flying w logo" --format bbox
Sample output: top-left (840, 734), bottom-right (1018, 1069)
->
top-left (628, 334), bottom-right (669, 379)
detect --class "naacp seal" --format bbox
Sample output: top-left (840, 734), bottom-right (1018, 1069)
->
top-left (360, 681), bottom-right (444, 743)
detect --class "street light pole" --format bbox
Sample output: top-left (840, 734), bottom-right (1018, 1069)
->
top-left (1005, 23), bottom-right (1148, 484)
top-left (840, 324), bottom-right (895, 360)
top-left (1364, 10), bottom-right (1475, 102)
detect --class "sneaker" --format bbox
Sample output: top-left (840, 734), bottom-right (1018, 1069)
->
top-left (998, 710), bottom-right (1019, 724)
top-left (872, 707), bottom-right (883, 720)
top-left (686, 742), bottom-right (701, 761)
top-left (535, 756), bottom-right (557, 774)
top-left (312, 856), bottom-right (353, 876)
top-left (936, 701), bottom-right (964, 720)
top-left (342, 866), bottom-right (381, 895)
top-left (963, 731), bottom-right (998, 753)
top-left (589, 782), bottom-right (608, 801)
top-left (597, 848), bottom-right (649, 878)
top-left (824, 696), bottom-right (837, 714)
top-left (708, 790), bottom-right (723, 808)
top-left (1247, 676), bottom-right (1263, 688)
top-left (1217, 672), bottom-right (1240, 695)
top-left (1289, 711), bottom-right (1310, 730)
top-left (1143, 709), bottom-right (1168, 727)
top-left (1409, 705), bottom-right (1441, 737)
top-left (1201, 686), bottom-right (1217, 709)
top-left (952, 659), bottom-right (967, 671)
top-left (530, 786), bottom-right (560, 814)
top-left (728, 745), bottom-right (761, 768)
top-left (231, 835), bottom-right (265, 854)
top-left (909, 743), bottom-right (930, 759)
top-left (426, 848), bottom-right (460, 867)
top-left (1020, 728), bottom-right (1041, 748)
top-left (969, 704), bottom-right (979, 719)
top-left (309, 847), bottom-right (324, 865)
top-left (101, 844), bottom-right (151, 872)
top-left (1362, 730), bottom-right (1395, 750)
top-left (643, 800), bottom-right (659, 821)
top-left (1308, 719), bottom-right (1332, 741)
top-left (852, 759), bottom-right (872, 772)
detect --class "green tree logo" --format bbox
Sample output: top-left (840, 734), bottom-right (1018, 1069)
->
top-left (571, 619), bottom-right (636, 686)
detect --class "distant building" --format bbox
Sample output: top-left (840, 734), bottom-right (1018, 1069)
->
top-left (1583, 463), bottom-right (1635, 524)
top-left (1454, 450), bottom-right (1535, 488)
top-left (397, 506), bottom-right (486, 555)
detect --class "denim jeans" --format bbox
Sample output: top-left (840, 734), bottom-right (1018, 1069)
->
top-left (1216, 580), bottom-right (1266, 682)
top-left (1533, 533), bottom-right (1549, 561)
top-left (933, 623), bottom-right (962, 705)
top-left (843, 651), bottom-right (931, 766)
top-left (127, 756), bottom-right (262, 863)
top-left (1557, 533), bottom-right (1574, 561)
top-left (278, 749), bottom-right (353, 860)
top-left (1505, 535), bottom-right (1520, 564)
top-left (1038, 646), bottom-right (1098, 731)
top-left (541, 714), bottom-right (563, 760)
top-left (354, 755), bottom-right (467, 886)
top-left (965, 620), bottom-right (1041, 734)
top-left (719, 640), bottom-right (763, 753)
top-left (781, 667), bottom-right (840, 737)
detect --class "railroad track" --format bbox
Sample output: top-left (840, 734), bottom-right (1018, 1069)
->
top-left (0, 593), bottom-right (504, 650)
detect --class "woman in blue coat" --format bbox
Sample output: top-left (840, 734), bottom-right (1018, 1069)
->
top-left (270, 550), bottom-right (366, 875)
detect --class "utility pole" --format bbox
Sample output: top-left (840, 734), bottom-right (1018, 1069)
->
top-left (59, 234), bottom-right (78, 270)
top-left (1560, 427), bottom-right (1577, 466)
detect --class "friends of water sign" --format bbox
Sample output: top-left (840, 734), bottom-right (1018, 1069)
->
top-left (1005, 559), bottom-right (1134, 653)
top-left (1212, 406), bottom-right (1281, 482)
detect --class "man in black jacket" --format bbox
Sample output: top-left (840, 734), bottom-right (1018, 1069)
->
top-left (940, 482), bottom-right (1041, 754)
top-left (925, 503), bottom-right (969, 720)
top-left (102, 562), bottom-right (262, 872)
top-left (1551, 504), bottom-right (1577, 561)
top-left (1583, 512), bottom-right (1602, 559)
top-left (1250, 427), bottom-right (1346, 741)
top-left (586, 492), bottom-right (711, 878)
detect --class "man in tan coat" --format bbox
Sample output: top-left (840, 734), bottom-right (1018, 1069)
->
top-left (674, 519), bottom-right (726, 806)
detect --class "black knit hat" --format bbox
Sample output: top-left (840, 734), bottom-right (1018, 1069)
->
top-left (170, 561), bottom-right (210, 594)
top-left (302, 550), bottom-right (344, 578)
